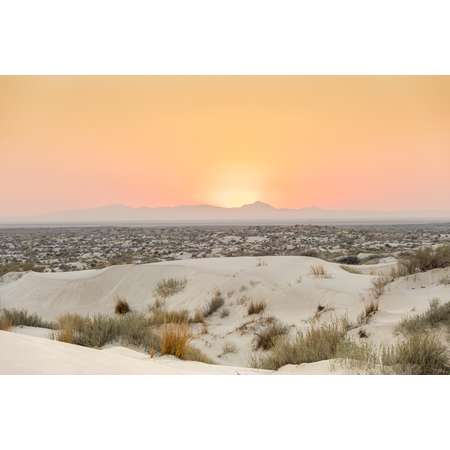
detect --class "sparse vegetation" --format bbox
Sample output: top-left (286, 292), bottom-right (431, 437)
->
top-left (0, 308), bottom-right (56, 329)
top-left (370, 276), bottom-right (389, 299)
top-left (203, 290), bottom-right (225, 317)
top-left (381, 333), bottom-right (450, 375)
top-left (247, 300), bottom-right (266, 315)
top-left (310, 264), bottom-right (331, 279)
top-left (358, 328), bottom-right (369, 339)
top-left (253, 320), bottom-right (289, 351)
top-left (357, 299), bottom-right (380, 325)
top-left (154, 277), bottom-right (187, 299)
top-left (114, 297), bottom-right (131, 315)
top-left (400, 244), bottom-right (450, 275)
top-left (252, 319), bottom-right (347, 370)
top-left (397, 299), bottom-right (450, 336)
top-left (0, 261), bottom-right (44, 277)
top-left (220, 308), bottom-right (230, 318)
top-left (0, 314), bottom-right (12, 331)
top-left (338, 255), bottom-right (360, 265)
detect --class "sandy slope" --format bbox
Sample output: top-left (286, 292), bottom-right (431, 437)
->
top-left (0, 331), bottom-right (265, 375)
top-left (1, 256), bottom-right (448, 373)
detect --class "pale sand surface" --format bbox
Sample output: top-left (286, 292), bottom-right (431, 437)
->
top-left (1, 256), bottom-right (449, 374)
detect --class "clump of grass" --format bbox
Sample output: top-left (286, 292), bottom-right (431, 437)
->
top-left (191, 309), bottom-right (205, 323)
top-left (247, 300), bottom-right (266, 315)
top-left (159, 323), bottom-right (212, 363)
top-left (310, 264), bottom-right (331, 279)
top-left (0, 308), bottom-right (56, 329)
top-left (357, 299), bottom-right (380, 325)
top-left (154, 277), bottom-right (187, 299)
top-left (56, 314), bottom-right (118, 347)
top-left (400, 245), bottom-right (450, 275)
top-left (253, 320), bottom-right (289, 351)
top-left (381, 333), bottom-right (450, 375)
top-left (114, 297), bottom-right (131, 315)
top-left (341, 265), bottom-right (363, 274)
top-left (252, 319), bottom-right (347, 370)
top-left (397, 299), bottom-right (450, 335)
top-left (203, 290), bottom-right (225, 317)
top-left (149, 308), bottom-right (190, 325)
top-left (55, 312), bottom-right (160, 351)
top-left (160, 323), bottom-right (192, 358)
top-left (0, 314), bottom-right (12, 331)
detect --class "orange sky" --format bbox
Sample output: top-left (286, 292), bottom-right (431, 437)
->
top-left (1, 76), bottom-right (450, 216)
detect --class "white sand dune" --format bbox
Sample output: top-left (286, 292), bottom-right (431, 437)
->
top-left (1, 256), bottom-right (448, 373)
top-left (0, 331), bottom-right (266, 375)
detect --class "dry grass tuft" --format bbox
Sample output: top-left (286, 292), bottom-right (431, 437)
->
top-left (381, 333), bottom-right (450, 375)
top-left (149, 308), bottom-right (190, 325)
top-left (221, 342), bottom-right (238, 355)
top-left (0, 308), bottom-right (56, 329)
top-left (310, 264), bottom-right (331, 279)
top-left (400, 245), bottom-right (450, 275)
top-left (160, 323), bottom-right (192, 358)
top-left (397, 299), bottom-right (450, 336)
top-left (253, 320), bottom-right (289, 351)
top-left (203, 290), bottom-right (225, 317)
top-left (358, 299), bottom-right (380, 325)
top-left (252, 319), bottom-right (348, 370)
top-left (114, 297), bottom-right (131, 315)
top-left (247, 300), bottom-right (266, 315)
top-left (0, 314), bottom-right (12, 331)
top-left (370, 276), bottom-right (389, 299)
top-left (154, 277), bottom-right (187, 299)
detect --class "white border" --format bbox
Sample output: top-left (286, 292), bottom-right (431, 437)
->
top-left (1, 0), bottom-right (450, 74)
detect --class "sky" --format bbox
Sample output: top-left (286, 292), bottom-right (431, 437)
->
top-left (1, 76), bottom-right (450, 217)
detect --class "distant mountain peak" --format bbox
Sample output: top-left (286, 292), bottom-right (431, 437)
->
top-left (240, 201), bottom-right (274, 209)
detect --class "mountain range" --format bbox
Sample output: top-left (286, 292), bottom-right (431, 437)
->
top-left (2, 201), bottom-right (450, 225)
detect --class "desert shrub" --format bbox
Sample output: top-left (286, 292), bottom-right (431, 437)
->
top-left (357, 299), bottom-right (379, 325)
top-left (114, 297), bottom-right (131, 315)
top-left (0, 261), bottom-right (43, 277)
top-left (397, 299), bottom-right (450, 335)
top-left (253, 320), bottom-right (289, 351)
top-left (400, 245), bottom-right (450, 275)
top-left (203, 290), bottom-right (225, 317)
top-left (154, 277), bottom-right (187, 298)
top-left (252, 319), bottom-right (347, 370)
top-left (247, 300), bottom-right (266, 315)
top-left (341, 265), bottom-right (363, 274)
top-left (149, 308), bottom-right (190, 325)
top-left (0, 308), bottom-right (56, 329)
top-left (381, 333), bottom-right (450, 375)
top-left (310, 264), bottom-right (331, 279)
top-left (220, 308), bottom-right (230, 318)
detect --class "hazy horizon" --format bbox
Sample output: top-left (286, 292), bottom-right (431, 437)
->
top-left (2, 76), bottom-right (450, 217)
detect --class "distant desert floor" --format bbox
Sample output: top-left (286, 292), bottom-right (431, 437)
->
top-left (1, 256), bottom-right (449, 374)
